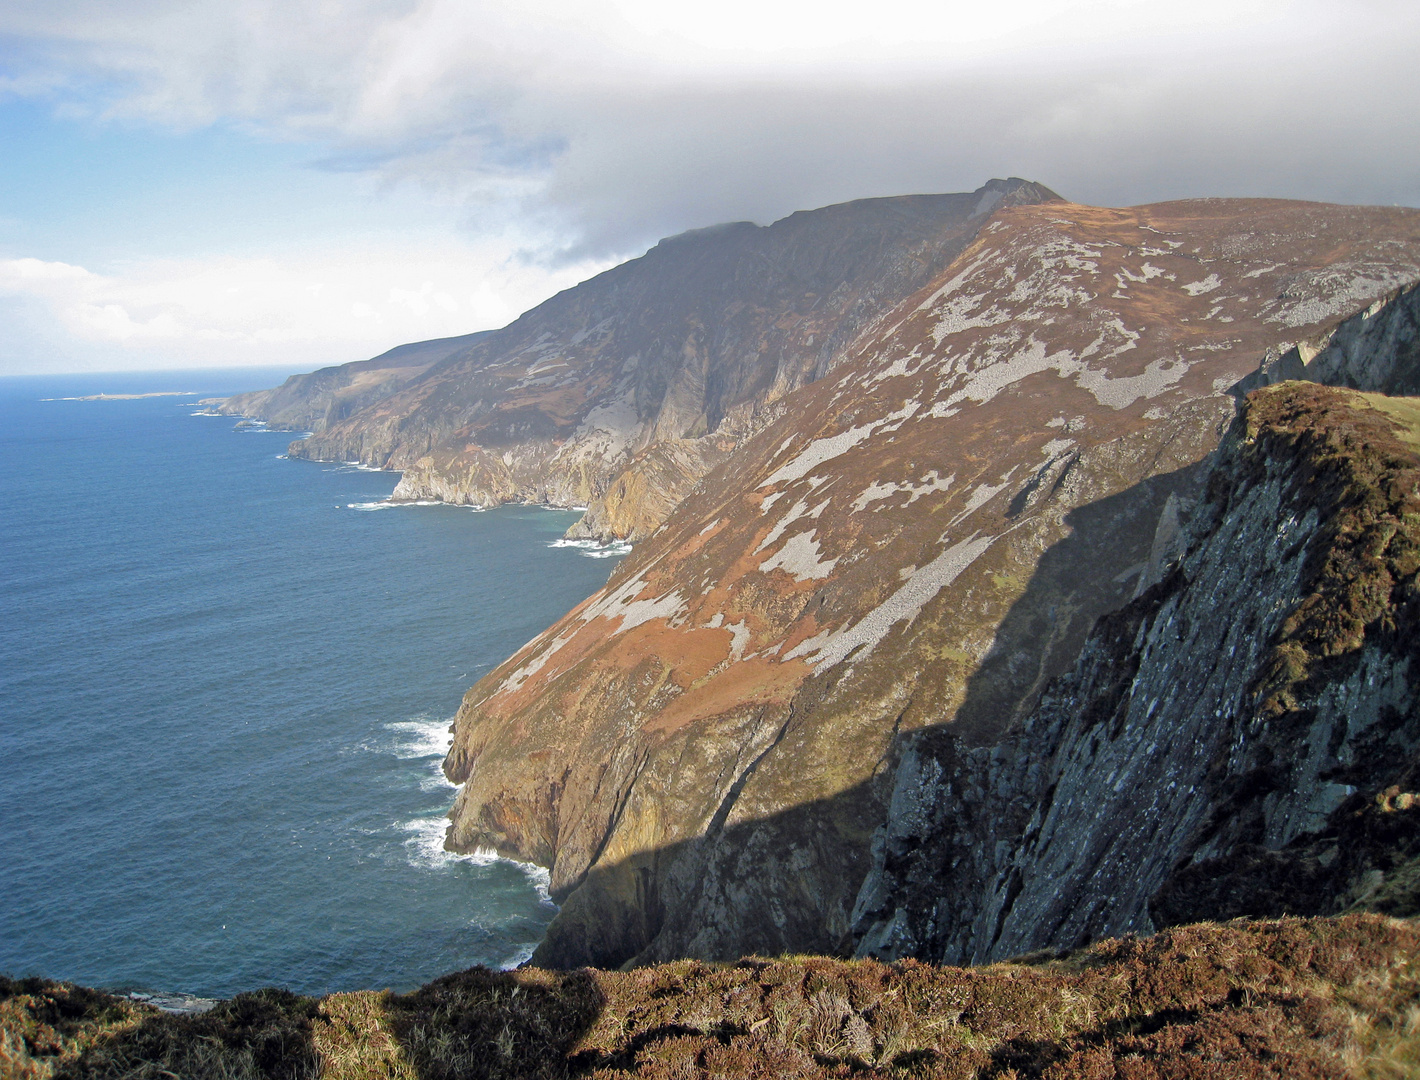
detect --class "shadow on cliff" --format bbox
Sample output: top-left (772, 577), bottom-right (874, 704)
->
top-left (951, 456), bottom-right (1211, 747)
top-left (526, 458), bottom-right (1217, 971)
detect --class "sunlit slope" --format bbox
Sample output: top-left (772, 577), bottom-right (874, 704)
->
top-left (442, 198), bottom-right (1420, 968)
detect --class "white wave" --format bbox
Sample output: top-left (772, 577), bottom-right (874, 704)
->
top-left (547, 537), bottom-right (632, 558)
top-left (520, 861), bottom-right (553, 898)
top-left (401, 816), bottom-right (498, 869)
top-left (399, 818), bottom-right (555, 900)
top-left (419, 766), bottom-right (457, 793)
top-left (386, 717), bottom-right (454, 760)
top-left (500, 946), bottom-right (537, 970)
top-left (346, 500), bottom-right (441, 511)
top-left (583, 543), bottom-right (632, 559)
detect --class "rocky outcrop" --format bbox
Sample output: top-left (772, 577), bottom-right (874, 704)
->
top-left (441, 198), bottom-right (1420, 968)
top-left (1244, 277), bottom-right (1420, 396)
top-left (277, 180), bottom-right (1061, 532)
top-left (562, 436), bottom-right (740, 542)
top-left (852, 307), bottom-right (1420, 963)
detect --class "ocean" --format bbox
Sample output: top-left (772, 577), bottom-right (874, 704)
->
top-left (0, 368), bottom-right (625, 998)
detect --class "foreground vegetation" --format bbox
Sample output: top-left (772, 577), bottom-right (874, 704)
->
top-left (4, 915), bottom-right (1418, 1078)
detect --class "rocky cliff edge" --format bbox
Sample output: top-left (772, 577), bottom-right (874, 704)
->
top-left (441, 198), bottom-right (1420, 969)
top-left (853, 283), bottom-right (1420, 965)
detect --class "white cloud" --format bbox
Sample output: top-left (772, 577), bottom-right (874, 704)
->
top-left (2, 0), bottom-right (1417, 260)
top-left (1, 1), bottom-right (1417, 375)
top-left (0, 240), bottom-right (612, 372)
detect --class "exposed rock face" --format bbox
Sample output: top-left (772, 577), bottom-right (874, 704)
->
top-left (562, 437), bottom-right (739, 542)
top-left (216, 332), bottom-right (487, 433)
top-left (274, 180), bottom-right (1060, 534)
top-left (442, 199), bottom-right (1420, 968)
top-left (1246, 277), bottom-right (1420, 396)
top-left (852, 291), bottom-right (1420, 964)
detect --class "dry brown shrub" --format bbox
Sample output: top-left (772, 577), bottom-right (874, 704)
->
top-left (4, 916), bottom-right (1417, 1078)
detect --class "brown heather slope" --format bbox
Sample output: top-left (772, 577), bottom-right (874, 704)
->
top-left (441, 198), bottom-right (1420, 970)
top-left (5, 916), bottom-right (1418, 1079)
top-left (266, 180), bottom-right (1059, 539)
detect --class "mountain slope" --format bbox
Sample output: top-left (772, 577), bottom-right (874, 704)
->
top-left (440, 198), bottom-right (1420, 968)
top-left (244, 180), bottom-right (1060, 538)
top-left (217, 331), bottom-right (490, 433)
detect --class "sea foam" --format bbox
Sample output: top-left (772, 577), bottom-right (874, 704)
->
top-left (386, 717), bottom-right (454, 759)
top-left (364, 716), bottom-right (458, 792)
top-left (399, 817), bottom-right (554, 900)
top-left (346, 500), bottom-right (442, 511)
top-left (548, 537), bottom-right (633, 559)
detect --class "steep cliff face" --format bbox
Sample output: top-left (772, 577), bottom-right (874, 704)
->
top-left (216, 332), bottom-right (487, 433)
top-left (852, 297), bottom-right (1420, 964)
top-left (274, 180), bottom-right (1060, 536)
top-left (1244, 276), bottom-right (1420, 396)
top-left (441, 199), bottom-right (1420, 969)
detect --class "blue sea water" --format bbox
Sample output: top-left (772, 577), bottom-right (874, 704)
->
top-left (0, 368), bottom-right (624, 998)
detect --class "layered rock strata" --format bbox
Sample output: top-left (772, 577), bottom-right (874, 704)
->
top-left (852, 300), bottom-right (1420, 962)
top-left (442, 199), bottom-right (1420, 968)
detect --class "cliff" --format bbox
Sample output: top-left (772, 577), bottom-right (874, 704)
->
top-left (7, 915), bottom-right (1418, 1078)
top-left (440, 198), bottom-right (1420, 969)
top-left (853, 289), bottom-right (1420, 964)
top-left (227, 179), bottom-right (1061, 538)
top-left (217, 332), bottom-right (488, 433)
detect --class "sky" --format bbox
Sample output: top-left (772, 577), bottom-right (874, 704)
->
top-left (1, 0), bottom-right (1417, 375)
